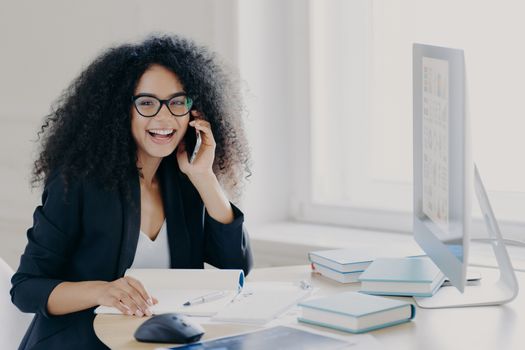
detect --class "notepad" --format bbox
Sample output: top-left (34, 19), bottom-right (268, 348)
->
top-left (298, 291), bottom-right (415, 333)
top-left (211, 282), bottom-right (312, 325)
top-left (94, 269), bottom-right (244, 316)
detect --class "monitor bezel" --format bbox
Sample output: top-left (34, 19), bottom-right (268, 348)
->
top-left (413, 43), bottom-right (472, 292)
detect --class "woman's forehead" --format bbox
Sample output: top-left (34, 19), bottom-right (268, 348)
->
top-left (135, 64), bottom-right (184, 95)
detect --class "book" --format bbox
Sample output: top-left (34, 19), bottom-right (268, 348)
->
top-left (155, 326), bottom-right (354, 350)
top-left (211, 282), bottom-right (312, 325)
top-left (308, 249), bottom-right (375, 273)
top-left (95, 269), bottom-right (244, 316)
top-left (311, 262), bottom-right (362, 283)
top-left (358, 257), bottom-right (445, 297)
top-left (298, 291), bottom-right (415, 334)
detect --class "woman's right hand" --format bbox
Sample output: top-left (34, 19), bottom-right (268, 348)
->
top-left (96, 276), bottom-right (158, 317)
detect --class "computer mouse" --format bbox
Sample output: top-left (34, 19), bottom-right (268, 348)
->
top-left (134, 313), bottom-right (205, 344)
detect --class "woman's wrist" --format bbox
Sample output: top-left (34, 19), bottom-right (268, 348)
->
top-left (187, 170), bottom-right (216, 188)
top-left (92, 280), bottom-right (109, 305)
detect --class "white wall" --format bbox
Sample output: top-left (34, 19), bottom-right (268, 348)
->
top-left (238, 0), bottom-right (311, 226)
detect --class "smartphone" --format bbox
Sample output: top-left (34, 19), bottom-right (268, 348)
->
top-left (184, 114), bottom-right (202, 163)
top-left (189, 130), bottom-right (201, 163)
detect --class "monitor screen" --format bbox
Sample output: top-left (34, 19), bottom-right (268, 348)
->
top-left (413, 43), bottom-right (471, 292)
top-left (422, 56), bottom-right (450, 236)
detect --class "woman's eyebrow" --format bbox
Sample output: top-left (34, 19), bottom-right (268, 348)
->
top-left (135, 91), bottom-right (187, 98)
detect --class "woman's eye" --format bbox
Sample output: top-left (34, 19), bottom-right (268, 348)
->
top-left (170, 100), bottom-right (185, 106)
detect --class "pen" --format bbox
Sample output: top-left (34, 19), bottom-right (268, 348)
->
top-left (183, 291), bottom-right (227, 306)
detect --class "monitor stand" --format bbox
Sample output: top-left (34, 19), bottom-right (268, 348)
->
top-left (414, 165), bottom-right (519, 308)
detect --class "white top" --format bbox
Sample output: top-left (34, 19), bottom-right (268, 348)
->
top-left (130, 219), bottom-right (171, 269)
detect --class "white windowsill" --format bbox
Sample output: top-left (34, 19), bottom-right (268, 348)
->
top-left (249, 220), bottom-right (525, 272)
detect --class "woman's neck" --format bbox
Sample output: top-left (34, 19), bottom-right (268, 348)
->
top-left (136, 151), bottom-right (162, 187)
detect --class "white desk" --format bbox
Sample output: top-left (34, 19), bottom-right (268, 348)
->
top-left (94, 265), bottom-right (525, 350)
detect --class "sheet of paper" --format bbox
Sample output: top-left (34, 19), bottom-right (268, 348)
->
top-left (211, 282), bottom-right (312, 324)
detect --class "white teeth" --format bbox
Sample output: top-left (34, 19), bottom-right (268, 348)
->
top-left (148, 129), bottom-right (174, 135)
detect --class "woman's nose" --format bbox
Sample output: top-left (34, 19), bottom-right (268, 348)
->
top-left (155, 103), bottom-right (173, 119)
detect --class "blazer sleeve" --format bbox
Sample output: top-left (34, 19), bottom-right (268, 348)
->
top-left (203, 203), bottom-right (253, 276)
top-left (10, 172), bottom-right (82, 318)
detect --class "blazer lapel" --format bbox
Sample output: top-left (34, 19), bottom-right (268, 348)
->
top-left (159, 156), bottom-right (192, 268)
top-left (116, 173), bottom-right (141, 277)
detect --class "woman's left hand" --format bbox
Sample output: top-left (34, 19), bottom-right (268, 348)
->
top-left (176, 110), bottom-right (216, 179)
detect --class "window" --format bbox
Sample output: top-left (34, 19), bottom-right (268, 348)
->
top-left (294, 0), bottom-right (525, 241)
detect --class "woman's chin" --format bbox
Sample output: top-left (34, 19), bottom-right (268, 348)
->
top-left (140, 143), bottom-right (178, 159)
top-left (141, 135), bottom-right (180, 158)
top-left (152, 148), bottom-right (177, 159)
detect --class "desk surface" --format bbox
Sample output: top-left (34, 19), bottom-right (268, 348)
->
top-left (94, 265), bottom-right (525, 350)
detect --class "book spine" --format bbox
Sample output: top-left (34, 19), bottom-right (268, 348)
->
top-left (297, 317), bottom-right (413, 334)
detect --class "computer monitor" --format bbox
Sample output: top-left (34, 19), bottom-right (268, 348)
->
top-left (412, 43), bottom-right (518, 308)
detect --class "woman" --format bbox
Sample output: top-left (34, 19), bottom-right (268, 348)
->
top-left (10, 35), bottom-right (253, 349)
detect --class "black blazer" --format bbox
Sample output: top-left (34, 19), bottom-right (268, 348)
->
top-left (10, 156), bottom-right (253, 349)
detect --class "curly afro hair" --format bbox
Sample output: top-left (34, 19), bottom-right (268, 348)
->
top-left (32, 34), bottom-right (251, 202)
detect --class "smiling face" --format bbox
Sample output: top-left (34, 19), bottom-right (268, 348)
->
top-left (131, 64), bottom-right (190, 163)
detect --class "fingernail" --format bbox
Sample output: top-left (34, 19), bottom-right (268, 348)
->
top-left (127, 310), bottom-right (133, 316)
top-left (147, 298), bottom-right (153, 306)
top-left (145, 309), bottom-right (152, 316)
top-left (136, 310), bottom-right (144, 317)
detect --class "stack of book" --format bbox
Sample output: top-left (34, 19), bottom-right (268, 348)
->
top-left (358, 257), bottom-right (445, 297)
top-left (298, 291), bottom-right (415, 333)
top-left (308, 249), bottom-right (374, 283)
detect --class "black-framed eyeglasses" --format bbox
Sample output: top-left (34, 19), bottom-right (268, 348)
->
top-left (132, 92), bottom-right (193, 117)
